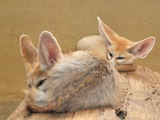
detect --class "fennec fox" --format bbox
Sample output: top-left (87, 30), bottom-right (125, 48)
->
top-left (20, 31), bottom-right (121, 113)
top-left (77, 17), bottom-right (155, 72)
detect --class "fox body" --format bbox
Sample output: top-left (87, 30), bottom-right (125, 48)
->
top-left (77, 17), bottom-right (155, 72)
top-left (20, 31), bottom-right (121, 113)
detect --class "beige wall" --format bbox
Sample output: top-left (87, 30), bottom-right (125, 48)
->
top-left (0, 0), bottom-right (160, 102)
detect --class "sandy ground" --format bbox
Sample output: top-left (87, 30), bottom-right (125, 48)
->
top-left (0, 100), bottom-right (20, 120)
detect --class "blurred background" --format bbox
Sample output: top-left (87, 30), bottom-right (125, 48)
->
top-left (0, 0), bottom-right (160, 119)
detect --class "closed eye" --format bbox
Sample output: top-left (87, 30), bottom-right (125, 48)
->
top-left (109, 52), bottom-right (113, 58)
top-left (117, 57), bottom-right (125, 59)
top-left (28, 84), bottom-right (31, 88)
top-left (37, 79), bottom-right (46, 87)
top-left (107, 52), bottom-right (113, 60)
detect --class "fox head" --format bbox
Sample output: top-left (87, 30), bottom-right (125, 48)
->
top-left (20, 31), bottom-right (63, 106)
top-left (97, 17), bottom-right (155, 66)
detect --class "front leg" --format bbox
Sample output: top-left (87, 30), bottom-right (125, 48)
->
top-left (26, 101), bottom-right (55, 113)
top-left (115, 64), bottom-right (137, 72)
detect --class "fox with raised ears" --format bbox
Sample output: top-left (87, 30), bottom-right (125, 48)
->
top-left (77, 17), bottom-right (155, 72)
top-left (20, 31), bottom-right (122, 113)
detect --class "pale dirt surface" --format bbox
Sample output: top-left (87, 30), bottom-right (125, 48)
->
top-left (0, 0), bottom-right (160, 120)
top-left (0, 101), bottom-right (19, 120)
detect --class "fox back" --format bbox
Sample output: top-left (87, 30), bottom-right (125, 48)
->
top-left (77, 17), bottom-right (155, 72)
top-left (20, 31), bottom-right (121, 113)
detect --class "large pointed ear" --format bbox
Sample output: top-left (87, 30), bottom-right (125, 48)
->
top-left (38, 31), bottom-right (63, 70)
top-left (97, 17), bottom-right (119, 46)
top-left (128, 37), bottom-right (155, 58)
top-left (20, 35), bottom-right (38, 71)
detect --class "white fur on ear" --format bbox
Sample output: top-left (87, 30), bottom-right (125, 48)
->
top-left (128, 37), bottom-right (155, 58)
top-left (97, 17), bottom-right (120, 47)
top-left (97, 17), bottom-right (112, 46)
top-left (20, 35), bottom-right (38, 71)
top-left (38, 31), bottom-right (63, 70)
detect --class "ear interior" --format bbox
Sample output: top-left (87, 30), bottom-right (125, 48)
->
top-left (128, 37), bottom-right (155, 58)
top-left (97, 17), bottom-right (119, 46)
top-left (20, 35), bottom-right (38, 70)
top-left (38, 31), bottom-right (63, 70)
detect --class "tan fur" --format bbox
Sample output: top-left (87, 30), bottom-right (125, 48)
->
top-left (77, 17), bottom-right (155, 72)
top-left (77, 36), bottom-right (136, 72)
top-left (20, 31), bottom-right (122, 113)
